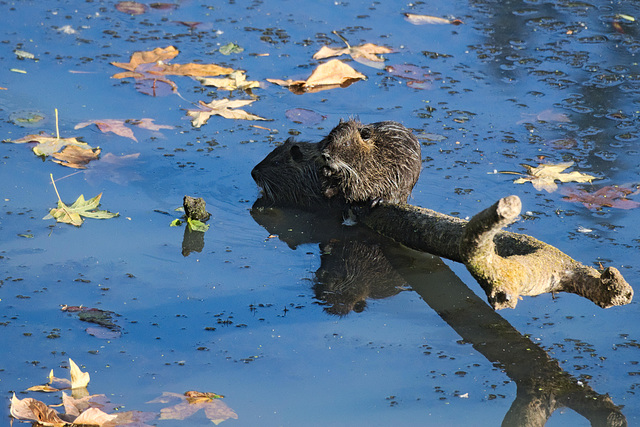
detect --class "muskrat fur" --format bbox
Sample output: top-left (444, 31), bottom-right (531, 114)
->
top-left (319, 119), bottom-right (421, 205)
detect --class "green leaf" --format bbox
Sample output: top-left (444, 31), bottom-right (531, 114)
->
top-left (170, 219), bottom-right (183, 227)
top-left (187, 218), bottom-right (209, 232)
top-left (219, 42), bottom-right (244, 55)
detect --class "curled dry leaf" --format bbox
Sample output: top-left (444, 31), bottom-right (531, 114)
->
top-left (186, 98), bottom-right (267, 128)
top-left (267, 59), bottom-right (365, 94)
top-left (10, 393), bottom-right (66, 426)
top-left (511, 161), bottom-right (597, 192)
top-left (69, 358), bottom-right (90, 389)
top-left (404, 13), bottom-right (463, 25)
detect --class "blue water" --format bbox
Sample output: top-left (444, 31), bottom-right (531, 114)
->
top-left (1, 0), bottom-right (639, 425)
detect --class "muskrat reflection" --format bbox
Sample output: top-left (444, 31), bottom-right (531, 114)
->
top-left (314, 240), bottom-right (405, 316)
top-left (250, 203), bottom-right (407, 315)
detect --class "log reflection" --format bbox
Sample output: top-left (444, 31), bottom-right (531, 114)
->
top-left (251, 202), bottom-right (626, 426)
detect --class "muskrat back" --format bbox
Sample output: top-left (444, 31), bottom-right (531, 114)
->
top-left (319, 119), bottom-right (421, 205)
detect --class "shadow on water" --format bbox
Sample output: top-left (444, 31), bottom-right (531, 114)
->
top-left (251, 200), bottom-right (626, 427)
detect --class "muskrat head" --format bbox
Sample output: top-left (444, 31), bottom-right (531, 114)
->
top-left (251, 138), bottom-right (327, 207)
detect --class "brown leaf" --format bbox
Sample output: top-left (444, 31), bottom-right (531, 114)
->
top-left (561, 186), bottom-right (640, 210)
top-left (186, 98), bottom-right (268, 127)
top-left (111, 46), bottom-right (179, 72)
top-left (10, 393), bottom-right (66, 426)
top-left (404, 13), bottom-right (463, 25)
top-left (76, 119), bottom-right (138, 141)
top-left (52, 145), bottom-right (101, 169)
top-left (268, 59), bottom-right (365, 94)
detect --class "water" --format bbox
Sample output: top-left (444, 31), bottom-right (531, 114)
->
top-left (0, 0), bottom-right (639, 425)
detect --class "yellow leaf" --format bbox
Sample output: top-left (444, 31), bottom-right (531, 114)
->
top-left (268, 59), bottom-right (365, 94)
top-left (512, 162), bottom-right (597, 193)
top-left (186, 98), bottom-right (267, 127)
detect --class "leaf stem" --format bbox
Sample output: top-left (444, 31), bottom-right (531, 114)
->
top-left (55, 108), bottom-right (60, 140)
top-left (50, 173), bottom-right (63, 203)
top-left (332, 30), bottom-right (351, 48)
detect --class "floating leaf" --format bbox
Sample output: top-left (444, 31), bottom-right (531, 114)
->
top-left (51, 145), bottom-right (101, 169)
top-left (111, 46), bottom-right (233, 96)
top-left (148, 391), bottom-right (237, 424)
top-left (115, 1), bottom-right (148, 15)
top-left (45, 174), bottom-right (119, 227)
top-left (219, 42), bottom-right (244, 55)
top-left (69, 358), bottom-right (90, 389)
top-left (267, 59), bottom-right (365, 94)
top-left (75, 119), bottom-right (137, 141)
top-left (10, 393), bottom-right (66, 426)
top-left (197, 70), bottom-right (260, 91)
top-left (404, 13), bottom-right (463, 25)
top-left (313, 38), bottom-right (392, 69)
top-left (561, 186), bottom-right (640, 210)
top-left (187, 218), bottom-right (209, 232)
top-left (6, 132), bottom-right (91, 158)
top-left (511, 161), bottom-right (597, 192)
top-left (186, 98), bottom-right (267, 127)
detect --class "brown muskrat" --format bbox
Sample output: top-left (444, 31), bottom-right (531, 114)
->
top-left (319, 119), bottom-right (421, 205)
top-left (252, 119), bottom-right (422, 208)
top-left (251, 138), bottom-right (331, 208)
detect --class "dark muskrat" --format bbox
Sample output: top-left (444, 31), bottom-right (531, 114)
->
top-left (319, 119), bottom-right (421, 205)
top-left (251, 138), bottom-right (330, 207)
top-left (252, 119), bottom-right (421, 207)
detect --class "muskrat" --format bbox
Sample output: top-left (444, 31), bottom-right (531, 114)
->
top-left (319, 119), bottom-right (421, 205)
top-left (251, 138), bottom-right (331, 208)
top-left (252, 119), bottom-right (421, 208)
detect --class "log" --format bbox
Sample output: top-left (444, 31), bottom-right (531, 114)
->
top-left (361, 195), bottom-right (633, 309)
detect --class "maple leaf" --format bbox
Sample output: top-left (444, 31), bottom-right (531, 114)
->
top-left (561, 186), bottom-right (640, 210)
top-left (267, 59), bottom-right (366, 94)
top-left (511, 161), bottom-right (597, 192)
top-left (44, 174), bottom-right (119, 227)
top-left (10, 393), bottom-right (66, 426)
top-left (52, 145), bottom-right (101, 169)
top-left (197, 70), bottom-right (261, 91)
top-left (111, 46), bottom-right (234, 95)
top-left (404, 13), bottom-right (464, 25)
top-left (186, 98), bottom-right (268, 128)
top-left (148, 391), bottom-right (238, 424)
top-left (313, 32), bottom-right (393, 69)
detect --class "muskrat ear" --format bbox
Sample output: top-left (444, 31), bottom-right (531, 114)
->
top-left (289, 144), bottom-right (304, 163)
top-left (359, 127), bottom-right (372, 140)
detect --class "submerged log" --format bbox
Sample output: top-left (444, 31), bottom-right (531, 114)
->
top-left (361, 195), bottom-right (633, 309)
